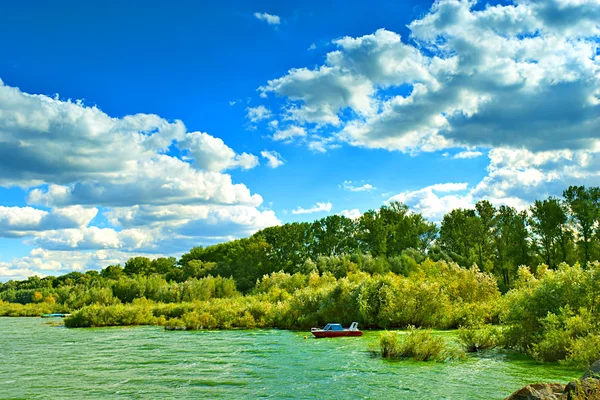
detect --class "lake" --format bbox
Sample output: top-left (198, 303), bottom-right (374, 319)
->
top-left (0, 318), bottom-right (583, 399)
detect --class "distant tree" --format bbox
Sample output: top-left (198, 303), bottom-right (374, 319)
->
top-left (310, 215), bottom-right (357, 257)
top-left (101, 265), bottom-right (124, 280)
top-left (563, 186), bottom-right (600, 265)
top-left (357, 202), bottom-right (437, 258)
top-left (529, 197), bottom-right (573, 268)
top-left (494, 205), bottom-right (530, 289)
top-left (150, 257), bottom-right (177, 275)
top-left (258, 222), bottom-right (313, 271)
top-left (123, 257), bottom-right (152, 276)
top-left (439, 208), bottom-right (479, 267)
top-left (474, 200), bottom-right (497, 271)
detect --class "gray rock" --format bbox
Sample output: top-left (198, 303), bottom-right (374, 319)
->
top-left (583, 360), bottom-right (600, 380)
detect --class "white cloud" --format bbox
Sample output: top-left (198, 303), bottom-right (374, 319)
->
top-left (0, 79), bottom-right (186, 187)
top-left (0, 79), bottom-right (279, 277)
top-left (388, 182), bottom-right (471, 221)
top-left (273, 126), bottom-right (306, 141)
top-left (453, 151), bottom-right (483, 159)
top-left (291, 202), bottom-right (333, 215)
top-left (340, 209), bottom-right (361, 219)
top-left (0, 206), bottom-right (97, 237)
top-left (254, 12), bottom-right (281, 25)
top-left (23, 204), bottom-right (280, 254)
top-left (257, 1), bottom-right (600, 153)
top-left (0, 248), bottom-right (169, 281)
top-left (26, 155), bottom-right (262, 208)
top-left (308, 43), bottom-right (317, 51)
top-left (246, 105), bottom-right (272, 122)
top-left (260, 150), bottom-right (285, 168)
top-left (0, 262), bottom-right (44, 281)
top-left (342, 181), bottom-right (375, 192)
top-left (180, 131), bottom-right (259, 172)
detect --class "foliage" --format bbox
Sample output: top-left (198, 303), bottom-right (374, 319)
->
top-left (501, 262), bottom-right (600, 365)
top-left (458, 325), bottom-right (500, 352)
top-left (6, 187), bottom-right (600, 367)
top-left (379, 327), bottom-right (465, 362)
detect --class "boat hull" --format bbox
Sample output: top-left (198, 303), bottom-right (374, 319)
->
top-left (311, 330), bottom-right (363, 338)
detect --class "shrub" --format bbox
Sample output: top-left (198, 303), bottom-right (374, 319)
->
top-left (564, 335), bottom-right (600, 368)
top-left (459, 325), bottom-right (500, 352)
top-left (380, 331), bottom-right (400, 358)
top-left (379, 327), bottom-right (465, 362)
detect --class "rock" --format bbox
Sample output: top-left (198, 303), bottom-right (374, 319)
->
top-left (505, 383), bottom-right (566, 400)
top-left (564, 378), bottom-right (600, 399)
top-left (506, 359), bottom-right (600, 400)
top-left (582, 360), bottom-right (600, 380)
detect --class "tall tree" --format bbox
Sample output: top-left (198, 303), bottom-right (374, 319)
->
top-left (257, 222), bottom-right (313, 271)
top-left (494, 206), bottom-right (530, 289)
top-left (529, 197), bottom-right (571, 268)
top-left (474, 200), bottom-right (497, 271)
top-left (310, 215), bottom-right (357, 257)
top-left (563, 186), bottom-right (600, 265)
top-left (439, 208), bottom-right (480, 267)
top-left (357, 202), bottom-right (437, 257)
top-left (123, 257), bottom-right (152, 276)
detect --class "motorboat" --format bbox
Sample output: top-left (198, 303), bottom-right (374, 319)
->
top-left (41, 313), bottom-right (72, 318)
top-left (310, 322), bottom-right (363, 338)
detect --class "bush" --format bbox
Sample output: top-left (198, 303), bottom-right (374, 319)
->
top-left (379, 327), bottom-right (465, 362)
top-left (380, 331), bottom-right (400, 358)
top-left (564, 335), bottom-right (600, 368)
top-left (0, 300), bottom-right (55, 316)
top-left (458, 325), bottom-right (500, 352)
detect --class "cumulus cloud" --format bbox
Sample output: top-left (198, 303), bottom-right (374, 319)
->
top-left (339, 209), bottom-right (361, 219)
top-left (260, 150), bottom-right (285, 168)
top-left (388, 182), bottom-right (471, 221)
top-left (180, 132), bottom-right (259, 171)
top-left (453, 151), bottom-right (483, 159)
top-left (246, 105), bottom-right (272, 122)
top-left (0, 206), bottom-right (97, 237)
top-left (291, 202), bottom-right (333, 215)
top-left (273, 126), bottom-right (306, 141)
top-left (0, 264), bottom-right (42, 281)
top-left (342, 181), bottom-right (375, 192)
top-left (0, 79), bottom-right (278, 279)
top-left (0, 248), bottom-right (170, 281)
top-left (0, 80), bottom-right (186, 187)
top-left (257, 1), bottom-right (600, 153)
top-left (26, 155), bottom-right (262, 208)
top-left (254, 12), bottom-right (281, 25)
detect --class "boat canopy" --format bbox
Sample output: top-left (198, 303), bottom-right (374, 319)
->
top-left (324, 323), bottom-right (344, 331)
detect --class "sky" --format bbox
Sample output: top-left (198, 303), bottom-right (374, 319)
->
top-left (0, 0), bottom-right (599, 281)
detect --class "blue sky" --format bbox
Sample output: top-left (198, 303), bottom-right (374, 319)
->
top-left (0, 0), bottom-right (599, 280)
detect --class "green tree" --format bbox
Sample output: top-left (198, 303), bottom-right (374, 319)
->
top-left (150, 257), bottom-right (177, 275)
top-left (529, 197), bottom-right (573, 268)
top-left (257, 223), bottom-right (313, 271)
top-left (474, 200), bottom-right (497, 271)
top-left (357, 202), bottom-right (437, 258)
top-left (101, 265), bottom-right (124, 280)
top-left (123, 257), bottom-right (152, 276)
top-left (563, 186), bottom-right (600, 265)
top-left (494, 206), bottom-right (530, 289)
top-left (310, 215), bottom-right (357, 257)
top-left (439, 208), bottom-right (479, 267)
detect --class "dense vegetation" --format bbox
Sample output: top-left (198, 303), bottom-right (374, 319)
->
top-left (2, 185), bottom-right (600, 366)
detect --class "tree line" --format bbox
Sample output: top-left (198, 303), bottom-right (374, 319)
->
top-left (3, 185), bottom-right (600, 296)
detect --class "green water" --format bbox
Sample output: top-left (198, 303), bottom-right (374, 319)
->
top-left (0, 318), bottom-right (583, 399)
